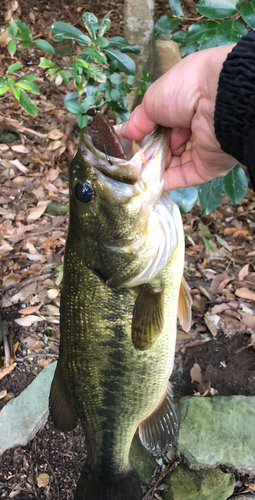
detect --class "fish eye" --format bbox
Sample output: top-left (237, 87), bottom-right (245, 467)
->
top-left (75, 182), bottom-right (94, 203)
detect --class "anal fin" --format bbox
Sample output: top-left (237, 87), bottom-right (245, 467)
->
top-left (49, 364), bottom-right (79, 431)
top-left (138, 382), bottom-right (178, 456)
top-left (178, 276), bottom-right (192, 332)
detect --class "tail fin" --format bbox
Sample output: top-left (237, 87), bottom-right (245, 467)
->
top-left (74, 464), bottom-right (142, 500)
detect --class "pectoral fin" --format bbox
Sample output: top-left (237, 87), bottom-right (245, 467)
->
top-left (132, 285), bottom-right (163, 351)
top-left (178, 276), bottom-right (192, 332)
top-left (49, 364), bottom-right (79, 431)
top-left (138, 382), bottom-right (178, 456)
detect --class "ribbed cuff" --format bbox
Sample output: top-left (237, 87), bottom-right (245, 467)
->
top-left (214, 31), bottom-right (255, 190)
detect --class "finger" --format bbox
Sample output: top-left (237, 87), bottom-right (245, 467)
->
top-left (170, 128), bottom-right (191, 155)
top-left (121, 103), bottom-right (156, 140)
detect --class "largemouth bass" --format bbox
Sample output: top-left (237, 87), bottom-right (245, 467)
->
top-left (49, 114), bottom-right (192, 500)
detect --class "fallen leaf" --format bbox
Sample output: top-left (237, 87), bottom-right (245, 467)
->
top-left (0, 390), bottom-right (7, 400)
top-left (190, 363), bottom-right (202, 384)
top-left (23, 336), bottom-right (44, 351)
top-left (238, 263), bottom-right (250, 281)
top-left (241, 312), bottom-right (255, 330)
top-left (27, 202), bottom-right (50, 221)
top-left (210, 272), bottom-right (229, 293)
top-left (11, 145), bottom-right (30, 153)
top-left (47, 288), bottom-right (59, 299)
top-left (10, 159), bottom-right (29, 173)
top-left (211, 303), bottom-right (230, 315)
top-left (9, 484), bottom-right (23, 499)
top-left (36, 473), bottom-right (49, 488)
top-left (47, 140), bottom-right (62, 151)
top-left (15, 315), bottom-right (43, 327)
top-left (204, 312), bottom-right (220, 337)
top-left (45, 304), bottom-right (60, 316)
top-left (0, 363), bottom-right (15, 381)
top-left (18, 304), bottom-right (42, 315)
top-left (234, 230), bottom-right (248, 237)
top-left (235, 287), bottom-right (255, 301)
top-left (47, 129), bottom-right (64, 140)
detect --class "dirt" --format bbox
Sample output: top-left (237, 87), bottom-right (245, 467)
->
top-left (1, 0), bottom-right (255, 498)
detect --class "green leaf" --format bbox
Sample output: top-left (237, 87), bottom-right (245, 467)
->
top-left (136, 88), bottom-right (142, 96)
top-left (107, 36), bottom-right (140, 54)
top-left (171, 31), bottom-right (186, 43)
top-left (59, 70), bottom-right (70, 84)
top-left (79, 48), bottom-right (106, 63)
top-left (110, 73), bottom-right (122, 85)
top-left (21, 42), bottom-right (32, 49)
top-left (115, 108), bottom-right (130, 122)
top-left (20, 75), bottom-right (37, 81)
top-left (198, 26), bottom-right (218, 50)
top-left (13, 19), bottom-right (32, 41)
top-left (49, 22), bottom-right (91, 46)
top-left (55, 265), bottom-right (64, 286)
top-left (17, 81), bottom-right (40, 94)
top-left (19, 89), bottom-right (38, 115)
top-left (7, 62), bottom-right (23, 73)
top-left (95, 36), bottom-right (109, 48)
top-left (7, 39), bottom-right (16, 55)
top-left (239, 0), bottom-right (255, 29)
top-left (196, 0), bottom-right (238, 19)
top-left (85, 64), bottom-right (105, 82)
top-left (64, 91), bottom-right (79, 102)
top-left (169, 0), bottom-right (184, 17)
top-left (216, 19), bottom-right (247, 45)
top-left (142, 69), bottom-right (148, 82)
top-left (169, 187), bottom-right (198, 214)
top-left (39, 57), bottom-right (56, 68)
top-left (83, 12), bottom-right (99, 40)
top-left (105, 48), bottom-right (136, 75)
top-left (185, 21), bottom-right (218, 44)
top-left (76, 58), bottom-right (89, 69)
top-left (13, 86), bottom-right (20, 100)
top-left (64, 100), bottom-right (84, 115)
top-left (80, 95), bottom-right (95, 110)
top-left (78, 114), bottom-right (89, 129)
top-left (98, 11), bottom-right (111, 37)
top-left (0, 85), bottom-right (10, 95)
top-left (198, 178), bottom-right (223, 216)
top-left (34, 39), bottom-right (56, 55)
top-left (126, 75), bottom-right (136, 85)
top-left (154, 15), bottom-right (180, 39)
top-left (202, 235), bottom-right (214, 252)
top-left (111, 88), bottom-right (120, 101)
top-left (222, 165), bottom-right (248, 205)
top-left (9, 20), bottom-right (18, 37)
top-left (49, 67), bottom-right (58, 75)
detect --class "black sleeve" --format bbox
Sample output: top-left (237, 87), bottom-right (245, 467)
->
top-left (214, 30), bottom-right (255, 190)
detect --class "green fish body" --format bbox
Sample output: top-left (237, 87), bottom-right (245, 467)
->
top-left (49, 116), bottom-right (191, 500)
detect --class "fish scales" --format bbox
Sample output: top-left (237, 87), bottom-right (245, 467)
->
top-left (49, 115), bottom-right (191, 500)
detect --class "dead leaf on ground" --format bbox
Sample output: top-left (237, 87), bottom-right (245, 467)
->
top-left (190, 363), bottom-right (202, 384)
top-left (36, 473), bottom-right (50, 488)
top-left (23, 336), bottom-right (45, 351)
top-left (10, 159), bottom-right (29, 173)
top-left (235, 287), bottom-right (255, 301)
top-left (27, 202), bottom-right (50, 222)
top-left (18, 304), bottom-right (43, 315)
top-left (11, 145), bottom-right (30, 153)
top-left (47, 129), bottom-right (64, 140)
top-left (204, 312), bottom-right (220, 337)
top-left (238, 263), bottom-right (250, 281)
top-left (0, 363), bottom-right (15, 381)
top-left (15, 315), bottom-right (44, 327)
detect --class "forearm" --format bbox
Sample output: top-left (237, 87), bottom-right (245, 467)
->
top-left (214, 30), bottom-right (255, 190)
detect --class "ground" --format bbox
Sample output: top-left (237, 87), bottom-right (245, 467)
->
top-left (0, 0), bottom-right (255, 499)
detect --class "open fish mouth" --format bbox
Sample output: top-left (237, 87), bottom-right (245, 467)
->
top-left (79, 124), bottom-right (170, 211)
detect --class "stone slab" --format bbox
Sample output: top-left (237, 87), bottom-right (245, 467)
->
top-left (0, 361), bottom-right (56, 456)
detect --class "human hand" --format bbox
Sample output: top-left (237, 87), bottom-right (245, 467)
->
top-left (121, 45), bottom-right (237, 191)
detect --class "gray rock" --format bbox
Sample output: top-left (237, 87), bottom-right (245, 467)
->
top-left (0, 361), bottom-right (56, 456)
top-left (177, 396), bottom-right (255, 474)
top-left (162, 462), bottom-right (235, 500)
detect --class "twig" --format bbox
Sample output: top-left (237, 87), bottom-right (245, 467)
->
top-left (0, 117), bottom-right (47, 140)
top-left (142, 457), bottom-right (181, 500)
top-left (16, 353), bottom-right (59, 361)
top-left (44, 456), bottom-right (60, 500)
top-left (0, 316), bottom-right (11, 366)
